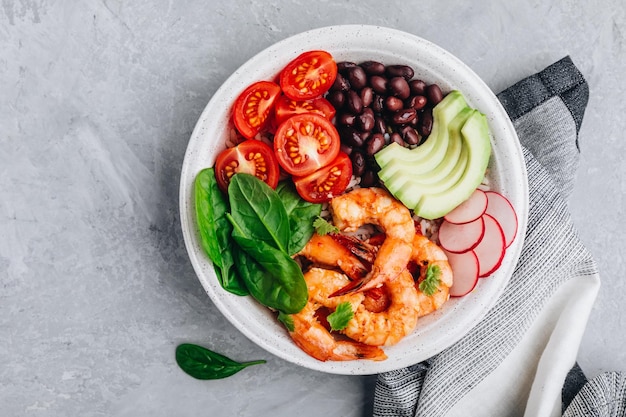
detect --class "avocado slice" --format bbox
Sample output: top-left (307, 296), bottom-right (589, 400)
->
top-left (374, 90), bottom-right (468, 169)
top-left (383, 111), bottom-right (471, 209)
top-left (415, 109), bottom-right (492, 219)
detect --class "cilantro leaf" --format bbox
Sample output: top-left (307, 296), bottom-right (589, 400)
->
top-left (327, 302), bottom-right (354, 331)
top-left (419, 264), bottom-right (441, 296)
top-left (313, 216), bottom-right (339, 236)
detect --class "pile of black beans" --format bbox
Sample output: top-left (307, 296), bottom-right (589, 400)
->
top-left (326, 61), bottom-right (445, 187)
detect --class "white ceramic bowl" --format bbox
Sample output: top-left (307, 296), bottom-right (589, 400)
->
top-left (179, 25), bottom-right (528, 375)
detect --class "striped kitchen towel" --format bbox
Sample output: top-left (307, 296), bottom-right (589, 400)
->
top-left (373, 57), bottom-right (623, 417)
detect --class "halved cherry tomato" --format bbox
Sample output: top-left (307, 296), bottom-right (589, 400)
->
top-left (274, 95), bottom-right (336, 126)
top-left (232, 81), bottom-right (281, 139)
top-left (214, 139), bottom-right (280, 193)
top-left (273, 113), bottom-right (340, 176)
top-left (279, 50), bottom-right (337, 100)
top-left (293, 152), bottom-right (353, 203)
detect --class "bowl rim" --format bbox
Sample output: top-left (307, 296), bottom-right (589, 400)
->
top-left (179, 24), bottom-right (529, 375)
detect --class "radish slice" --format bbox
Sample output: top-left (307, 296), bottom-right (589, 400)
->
top-left (445, 249), bottom-right (480, 297)
top-left (474, 213), bottom-right (506, 277)
top-left (484, 191), bottom-right (518, 248)
top-left (444, 189), bottom-right (488, 224)
top-left (438, 216), bottom-right (485, 254)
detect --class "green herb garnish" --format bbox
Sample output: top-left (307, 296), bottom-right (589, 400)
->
top-left (419, 264), bottom-right (442, 296)
top-left (277, 311), bottom-right (295, 332)
top-left (175, 343), bottom-right (265, 380)
top-left (313, 216), bottom-right (339, 236)
top-left (327, 302), bottom-right (354, 331)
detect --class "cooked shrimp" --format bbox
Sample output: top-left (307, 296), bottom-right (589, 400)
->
top-left (288, 268), bottom-right (387, 362)
top-left (298, 233), bottom-right (370, 281)
top-left (329, 187), bottom-right (415, 295)
top-left (410, 234), bottom-right (453, 317)
top-left (344, 270), bottom-right (420, 346)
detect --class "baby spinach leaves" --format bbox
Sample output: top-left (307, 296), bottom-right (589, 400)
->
top-left (194, 168), bottom-right (248, 295)
top-left (227, 174), bottom-right (311, 313)
top-left (230, 224), bottom-right (308, 314)
top-left (275, 182), bottom-right (322, 255)
top-left (228, 174), bottom-right (291, 254)
top-left (176, 343), bottom-right (265, 380)
top-left (194, 171), bottom-right (320, 315)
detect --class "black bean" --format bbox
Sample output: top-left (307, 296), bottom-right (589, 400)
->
top-left (369, 75), bottom-right (388, 95)
top-left (388, 77), bottom-right (410, 100)
top-left (407, 95), bottom-right (427, 110)
top-left (366, 133), bottom-right (386, 155)
top-left (338, 112), bottom-right (356, 127)
top-left (374, 116), bottom-right (387, 135)
top-left (390, 132), bottom-right (405, 147)
top-left (419, 109), bottom-right (433, 137)
top-left (340, 143), bottom-right (353, 156)
top-left (357, 108), bottom-right (375, 132)
top-left (384, 96), bottom-right (404, 112)
top-left (371, 94), bottom-right (384, 113)
top-left (386, 65), bottom-right (414, 80)
top-left (360, 61), bottom-right (385, 75)
top-left (346, 90), bottom-right (363, 114)
top-left (350, 150), bottom-right (366, 177)
top-left (337, 61), bottom-right (357, 73)
top-left (409, 79), bottom-right (427, 95)
top-left (402, 127), bottom-right (421, 145)
top-left (340, 126), bottom-right (364, 148)
top-left (360, 87), bottom-right (373, 108)
top-left (360, 170), bottom-right (377, 187)
top-left (331, 73), bottom-right (351, 92)
top-left (359, 130), bottom-right (371, 143)
top-left (347, 66), bottom-right (368, 90)
top-left (392, 108), bottom-right (417, 125)
top-left (327, 90), bottom-right (345, 109)
top-left (426, 84), bottom-right (443, 105)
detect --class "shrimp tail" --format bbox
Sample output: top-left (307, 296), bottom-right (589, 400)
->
top-left (330, 341), bottom-right (387, 361)
top-left (329, 276), bottom-right (369, 297)
top-left (329, 233), bottom-right (377, 265)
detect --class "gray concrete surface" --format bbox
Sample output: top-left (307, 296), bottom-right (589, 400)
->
top-left (1, 1), bottom-right (624, 415)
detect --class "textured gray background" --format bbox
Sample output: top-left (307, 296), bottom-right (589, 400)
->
top-left (1, 1), bottom-right (624, 416)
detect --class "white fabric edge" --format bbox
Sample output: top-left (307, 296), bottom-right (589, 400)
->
top-left (524, 272), bottom-right (601, 417)
top-left (444, 272), bottom-right (600, 417)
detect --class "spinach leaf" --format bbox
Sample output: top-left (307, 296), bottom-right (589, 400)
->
top-left (276, 181), bottom-right (322, 255)
top-left (230, 220), bottom-right (308, 314)
top-left (194, 168), bottom-right (248, 296)
top-left (175, 343), bottom-right (265, 380)
top-left (228, 174), bottom-right (290, 254)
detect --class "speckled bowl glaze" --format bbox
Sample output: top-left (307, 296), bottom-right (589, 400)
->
top-left (179, 25), bottom-right (528, 375)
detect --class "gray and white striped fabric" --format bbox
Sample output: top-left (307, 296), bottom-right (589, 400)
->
top-left (373, 57), bottom-right (623, 417)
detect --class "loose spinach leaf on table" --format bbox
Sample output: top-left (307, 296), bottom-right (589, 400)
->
top-left (275, 181), bottom-right (322, 255)
top-left (230, 223), bottom-right (308, 314)
top-left (194, 168), bottom-right (248, 296)
top-left (175, 343), bottom-right (265, 380)
top-left (228, 173), bottom-right (291, 254)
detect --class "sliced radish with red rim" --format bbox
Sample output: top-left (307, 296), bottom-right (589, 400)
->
top-left (473, 213), bottom-right (506, 278)
top-left (484, 191), bottom-right (518, 248)
top-left (444, 189), bottom-right (488, 225)
top-left (445, 249), bottom-right (479, 297)
top-left (438, 216), bottom-right (485, 254)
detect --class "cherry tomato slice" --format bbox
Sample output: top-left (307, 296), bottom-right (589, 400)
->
top-left (274, 95), bottom-right (336, 126)
top-left (273, 113), bottom-right (340, 176)
top-left (214, 139), bottom-right (280, 193)
top-left (279, 50), bottom-right (337, 100)
top-left (293, 152), bottom-right (353, 203)
top-left (232, 81), bottom-right (281, 139)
